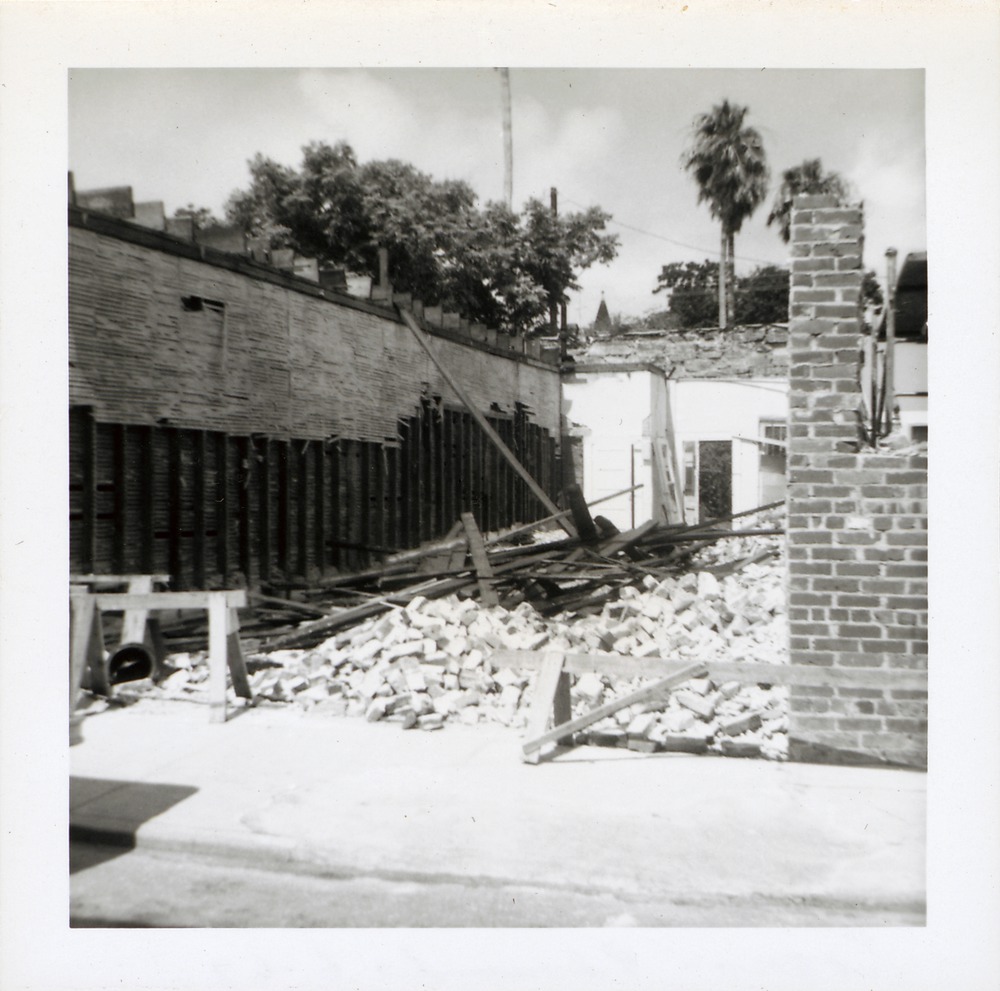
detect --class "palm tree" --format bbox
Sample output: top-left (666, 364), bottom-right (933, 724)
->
top-left (682, 100), bottom-right (769, 328)
top-left (767, 158), bottom-right (848, 243)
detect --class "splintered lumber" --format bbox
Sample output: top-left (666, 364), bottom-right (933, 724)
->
top-left (249, 592), bottom-right (330, 618)
top-left (461, 512), bottom-right (499, 607)
top-left (565, 483), bottom-right (599, 542)
top-left (522, 651), bottom-right (574, 764)
top-left (522, 660), bottom-right (707, 758)
top-left (397, 306), bottom-right (574, 537)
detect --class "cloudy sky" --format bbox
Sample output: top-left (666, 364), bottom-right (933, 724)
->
top-left (68, 67), bottom-right (925, 326)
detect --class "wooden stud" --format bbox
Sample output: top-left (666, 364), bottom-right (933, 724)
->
top-left (461, 512), bottom-right (499, 607)
top-left (237, 436), bottom-right (252, 584)
top-left (167, 428), bottom-right (183, 586)
top-left (226, 607), bottom-right (252, 700)
top-left (297, 441), bottom-right (309, 579)
top-left (314, 440), bottom-right (327, 574)
top-left (140, 425), bottom-right (156, 574)
top-left (277, 439), bottom-right (290, 578)
top-left (216, 433), bottom-right (230, 583)
top-left (193, 430), bottom-right (207, 588)
top-left (521, 651), bottom-right (568, 765)
top-left (257, 437), bottom-right (271, 581)
top-left (330, 439), bottom-right (341, 569)
top-left (112, 423), bottom-right (128, 572)
top-left (208, 591), bottom-right (229, 723)
top-left (80, 408), bottom-right (97, 572)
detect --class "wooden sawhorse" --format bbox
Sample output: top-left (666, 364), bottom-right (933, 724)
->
top-left (70, 588), bottom-right (252, 724)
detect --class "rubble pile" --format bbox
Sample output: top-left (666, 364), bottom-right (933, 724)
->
top-left (141, 516), bottom-right (790, 760)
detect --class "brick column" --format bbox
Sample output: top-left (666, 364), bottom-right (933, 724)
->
top-left (786, 195), bottom-right (927, 767)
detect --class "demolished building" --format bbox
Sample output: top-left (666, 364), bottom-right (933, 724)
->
top-left (68, 185), bottom-right (927, 768)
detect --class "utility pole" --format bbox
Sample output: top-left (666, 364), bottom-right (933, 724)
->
top-left (499, 68), bottom-right (513, 210)
top-left (550, 186), bottom-right (561, 353)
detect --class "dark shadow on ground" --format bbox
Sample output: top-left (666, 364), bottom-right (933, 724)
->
top-left (70, 778), bottom-right (198, 873)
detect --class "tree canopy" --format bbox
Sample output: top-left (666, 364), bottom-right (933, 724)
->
top-left (682, 100), bottom-right (770, 328)
top-left (653, 259), bottom-right (882, 329)
top-left (766, 158), bottom-right (849, 243)
top-left (223, 140), bottom-right (619, 334)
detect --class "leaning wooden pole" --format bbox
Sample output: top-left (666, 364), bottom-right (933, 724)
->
top-left (396, 306), bottom-right (576, 537)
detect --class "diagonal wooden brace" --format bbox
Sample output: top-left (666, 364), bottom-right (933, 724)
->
top-left (522, 659), bottom-right (707, 762)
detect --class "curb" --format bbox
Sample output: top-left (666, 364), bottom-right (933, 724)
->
top-left (70, 820), bottom-right (926, 920)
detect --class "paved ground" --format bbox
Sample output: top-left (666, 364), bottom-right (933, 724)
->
top-left (69, 698), bottom-right (927, 927)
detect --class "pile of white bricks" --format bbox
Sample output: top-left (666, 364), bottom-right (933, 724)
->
top-left (149, 527), bottom-right (789, 759)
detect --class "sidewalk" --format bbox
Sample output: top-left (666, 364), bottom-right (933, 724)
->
top-left (70, 699), bottom-right (926, 919)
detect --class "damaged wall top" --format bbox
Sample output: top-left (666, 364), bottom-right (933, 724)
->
top-left (572, 325), bottom-right (788, 380)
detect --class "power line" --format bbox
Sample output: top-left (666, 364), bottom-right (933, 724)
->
top-left (562, 196), bottom-right (781, 267)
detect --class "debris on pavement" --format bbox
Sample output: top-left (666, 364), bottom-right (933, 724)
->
top-left (94, 505), bottom-right (790, 760)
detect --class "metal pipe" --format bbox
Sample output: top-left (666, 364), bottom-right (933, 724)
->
top-left (884, 248), bottom-right (898, 435)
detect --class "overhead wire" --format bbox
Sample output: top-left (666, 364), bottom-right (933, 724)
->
top-left (561, 195), bottom-right (782, 267)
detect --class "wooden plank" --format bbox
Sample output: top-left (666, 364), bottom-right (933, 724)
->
top-left (167, 428), bottom-right (183, 585)
top-left (216, 433), bottom-right (230, 582)
top-left (140, 424), bottom-right (156, 573)
top-left (596, 518), bottom-right (658, 558)
top-left (522, 661), bottom-right (707, 758)
top-left (71, 573), bottom-right (171, 586)
top-left (112, 423), bottom-right (128, 572)
top-left (521, 651), bottom-right (568, 765)
top-left (208, 592), bottom-right (229, 723)
top-left (193, 429), bottom-right (207, 588)
top-left (226, 608), bottom-right (253, 700)
top-left (257, 437), bottom-right (271, 581)
top-left (70, 592), bottom-right (99, 709)
top-left (80, 408), bottom-right (97, 572)
top-left (491, 650), bottom-right (929, 691)
top-left (93, 589), bottom-right (247, 610)
top-left (314, 440), bottom-right (327, 574)
top-left (397, 307), bottom-right (574, 536)
top-left (296, 441), bottom-right (309, 579)
top-left (461, 512), bottom-right (499, 607)
top-left (120, 575), bottom-right (153, 644)
top-left (237, 435), bottom-right (252, 583)
top-left (277, 439), bottom-right (290, 578)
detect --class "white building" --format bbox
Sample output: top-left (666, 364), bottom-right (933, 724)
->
top-left (565, 325), bottom-right (790, 528)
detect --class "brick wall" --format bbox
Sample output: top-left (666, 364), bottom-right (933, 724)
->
top-left (69, 212), bottom-right (561, 442)
top-left (786, 195), bottom-right (928, 767)
top-left (68, 210), bottom-right (563, 588)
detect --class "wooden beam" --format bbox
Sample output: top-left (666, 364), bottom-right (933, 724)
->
top-left (193, 429), bottom-right (207, 588)
top-left (461, 512), bottom-right (499, 607)
top-left (521, 651), bottom-right (571, 764)
top-left (93, 589), bottom-right (247, 611)
top-left (492, 649), bottom-right (928, 691)
top-left (522, 660), bottom-right (707, 758)
top-left (216, 433), bottom-right (230, 582)
top-left (397, 307), bottom-right (574, 536)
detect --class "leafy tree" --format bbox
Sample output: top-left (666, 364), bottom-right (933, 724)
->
top-left (682, 100), bottom-right (769, 328)
top-left (654, 259), bottom-right (883, 328)
top-left (736, 264), bottom-right (790, 324)
top-left (173, 203), bottom-right (222, 229)
top-left (653, 260), bottom-right (720, 328)
top-left (223, 141), bottom-right (618, 334)
top-left (766, 158), bottom-right (849, 243)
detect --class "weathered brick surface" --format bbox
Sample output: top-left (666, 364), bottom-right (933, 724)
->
top-left (786, 196), bottom-right (927, 767)
top-left (69, 216), bottom-right (561, 442)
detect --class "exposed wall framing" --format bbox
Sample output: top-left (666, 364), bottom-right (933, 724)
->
top-left (70, 404), bottom-right (558, 590)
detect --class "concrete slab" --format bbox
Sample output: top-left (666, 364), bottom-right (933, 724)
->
top-left (70, 700), bottom-right (926, 919)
